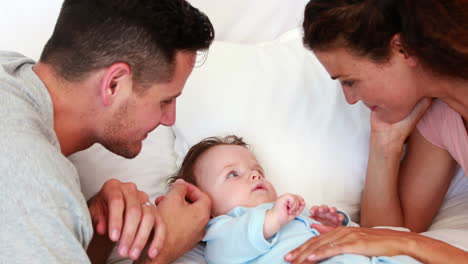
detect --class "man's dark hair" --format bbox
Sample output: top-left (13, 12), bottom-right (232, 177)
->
top-left (40, 0), bottom-right (214, 88)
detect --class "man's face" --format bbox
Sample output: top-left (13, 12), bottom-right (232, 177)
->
top-left (194, 144), bottom-right (278, 217)
top-left (101, 51), bottom-right (196, 158)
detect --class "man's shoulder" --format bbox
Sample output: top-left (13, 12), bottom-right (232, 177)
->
top-left (0, 130), bottom-right (78, 196)
top-left (0, 51), bottom-right (34, 65)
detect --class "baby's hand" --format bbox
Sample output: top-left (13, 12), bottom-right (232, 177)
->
top-left (272, 194), bottom-right (306, 227)
top-left (309, 205), bottom-right (344, 227)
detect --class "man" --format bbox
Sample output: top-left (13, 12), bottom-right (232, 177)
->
top-left (0, 0), bottom-right (214, 263)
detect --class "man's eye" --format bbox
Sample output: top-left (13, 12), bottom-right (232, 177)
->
top-left (227, 171), bottom-right (239, 178)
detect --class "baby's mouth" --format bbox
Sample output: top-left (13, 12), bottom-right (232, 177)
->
top-left (252, 183), bottom-right (267, 192)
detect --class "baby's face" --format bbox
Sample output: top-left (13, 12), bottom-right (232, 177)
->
top-left (194, 144), bottom-right (278, 216)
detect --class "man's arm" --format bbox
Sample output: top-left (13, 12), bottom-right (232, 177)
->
top-left (0, 138), bottom-right (92, 263)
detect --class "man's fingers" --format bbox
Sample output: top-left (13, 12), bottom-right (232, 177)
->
top-left (118, 187), bottom-right (145, 257)
top-left (107, 192), bottom-right (125, 242)
top-left (169, 179), bottom-right (211, 206)
top-left (95, 214), bottom-right (107, 235)
top-left (167, 179), bottom-right (188, 199)
top-left (155, 195), bottom-right (165, 205)
top-left (89, 201), bottom-right (108, 235)
top-left (128, 203), bottom-right (156, 260)
top-left (184, 181), bottom-right (211, 205)
top-left (148, 207), bottom-right (166, 259)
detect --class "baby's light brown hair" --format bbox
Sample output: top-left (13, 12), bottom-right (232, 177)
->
top-left (167, 135), bottom-right (248, 187)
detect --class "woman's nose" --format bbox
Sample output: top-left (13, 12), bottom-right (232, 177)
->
top-left (342, 86), bottom-right (360, 105)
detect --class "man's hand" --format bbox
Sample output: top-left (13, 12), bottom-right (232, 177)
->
top-left (136, 179), bottom-right (211, 264)
top-left (88, 179), bottom-right (165, 261)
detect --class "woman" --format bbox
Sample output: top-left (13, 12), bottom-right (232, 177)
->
top-left (286, 0), bottom-right (468, 263)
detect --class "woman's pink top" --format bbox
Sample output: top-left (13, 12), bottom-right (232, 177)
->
top-left (417, 99), bottom-right (467, 173)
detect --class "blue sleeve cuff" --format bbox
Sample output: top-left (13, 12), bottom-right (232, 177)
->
top-left (337, 210), bottom-right (351, 226)
top-left (248, 207), bottom-right (279, 252)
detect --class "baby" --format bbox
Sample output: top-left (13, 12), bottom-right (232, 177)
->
top-left (168, 136), bottom-right (352, 263)
top-left (169, 136), bottom-right (418, 264)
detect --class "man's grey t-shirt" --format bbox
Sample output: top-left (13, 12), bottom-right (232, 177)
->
top-left (0, 51), bottom-right (93, 263)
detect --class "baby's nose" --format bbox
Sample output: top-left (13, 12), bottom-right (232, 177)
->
top-left (250, 171), bottom-right (263, 181)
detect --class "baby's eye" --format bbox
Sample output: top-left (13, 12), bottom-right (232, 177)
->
top-left (341, 80), bottom-right (355, 87)
top-left (227, 171), bottom-right (239, 178)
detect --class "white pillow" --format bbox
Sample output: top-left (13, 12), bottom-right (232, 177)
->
top-left (189, 0), bottom-right (308, 43)
top-left (173, 29), bottom-right (371, 221)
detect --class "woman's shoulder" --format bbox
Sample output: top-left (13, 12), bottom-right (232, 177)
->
top-left (424, 99), bottom-right (458, 120)
top-left (417, 99), bottom-right (464, 149)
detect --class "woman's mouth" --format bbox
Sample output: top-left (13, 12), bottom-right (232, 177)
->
top-left (366, 104), bottom-right (378, 112)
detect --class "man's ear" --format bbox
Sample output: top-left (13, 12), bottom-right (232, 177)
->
top-left (100, 63), bottom-right (132, 107)
top-left (390, 34), bottom-right (418, 67)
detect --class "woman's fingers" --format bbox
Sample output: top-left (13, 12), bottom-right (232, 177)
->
top-left (286, 227), bottom-right (413, 263)
top-left (286, 226), bottom-right (354, 263)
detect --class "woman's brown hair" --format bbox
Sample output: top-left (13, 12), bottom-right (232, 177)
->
top-left (303, 0), bottom-right (468, 80)
top-left (167, 135), bottom-right (248, 187)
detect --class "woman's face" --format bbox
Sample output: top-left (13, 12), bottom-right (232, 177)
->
top-left (315, 47), bottom-right (425, 123)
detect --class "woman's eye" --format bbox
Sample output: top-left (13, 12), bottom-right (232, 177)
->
top-left (227, 171), bottom-right (239, 178)
top-left (341, 80), bottom-right (355, 87)
top-left (161, 99), bottom-right (173, 105)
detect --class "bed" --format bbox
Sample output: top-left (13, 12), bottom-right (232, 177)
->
top-left (3, 0), bottom-right (467, 263)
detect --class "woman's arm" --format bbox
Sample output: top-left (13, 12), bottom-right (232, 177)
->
top-left (361, 128), bottom-right (457, 231)
top-left (360, 98), bottom-right (457, 232)
top-left (285, 226), bottom-right (468, 264)
top-left (398, 129), bottom-right (457, 232)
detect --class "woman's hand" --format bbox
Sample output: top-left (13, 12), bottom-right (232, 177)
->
top-left (284, 225), bottom-right (417, 263)
top-left (88, 179), bottom-right (165, 261)
top-left (370, 98), bottom-right (431, 148)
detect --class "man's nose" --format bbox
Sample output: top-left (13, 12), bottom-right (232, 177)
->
top-left (160, 102), bottom-right (176, 126)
